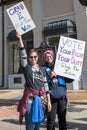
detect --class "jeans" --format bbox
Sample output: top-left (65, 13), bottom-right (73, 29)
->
top-left (47, 96), bottom-right (67, 130)
top-left (25, 99), bottom-right (40, 130)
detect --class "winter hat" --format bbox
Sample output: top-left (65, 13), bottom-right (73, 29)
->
top-left (43, 50), bottom-right (54, 58)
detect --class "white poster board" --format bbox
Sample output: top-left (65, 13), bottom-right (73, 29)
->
top-left (6, 1), bottom-right (36, 35)
top-left (54, 36), bottom-right (86, 80)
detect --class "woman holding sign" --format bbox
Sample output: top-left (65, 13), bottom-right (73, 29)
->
top-left (16, 32), bottom-right (51, 130)
top-left (43, 50), bottom-right (73, 130)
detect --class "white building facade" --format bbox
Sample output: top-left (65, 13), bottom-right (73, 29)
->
top-left (0, 0), bottom-right (87, 89)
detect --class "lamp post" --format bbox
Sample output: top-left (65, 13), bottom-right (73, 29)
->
top-left (0, 0), bottom-right (5, 88)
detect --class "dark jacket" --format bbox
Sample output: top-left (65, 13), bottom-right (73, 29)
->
top-left (45, 62), bottom-right (73, 99)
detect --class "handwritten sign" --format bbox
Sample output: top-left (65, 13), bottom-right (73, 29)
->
top-left (6, 1), bottom-right (36, 35)
top-left (54, 36), bottom-right (86, 80)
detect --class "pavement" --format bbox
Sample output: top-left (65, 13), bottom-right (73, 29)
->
top-left (0, 89), bottom-right (87, 130)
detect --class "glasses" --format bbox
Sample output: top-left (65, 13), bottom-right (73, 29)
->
top-left (29, 56), bottom-right (38, 59)
top-left (46, 55), bottom-right (53, 59)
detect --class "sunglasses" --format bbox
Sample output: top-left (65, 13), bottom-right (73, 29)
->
top-left (46, 55), bottom-right (53, 59)
top-left (29, 56), bottom-right (38, 59)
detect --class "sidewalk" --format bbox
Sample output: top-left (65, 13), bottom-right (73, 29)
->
top-left (0, 89), bottom-right (87, 130)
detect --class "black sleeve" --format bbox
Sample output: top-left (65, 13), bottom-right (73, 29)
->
top-left (65, 77), bottom-right (74, 83)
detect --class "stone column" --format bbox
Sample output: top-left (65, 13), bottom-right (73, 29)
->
top-left (32, 0), bottom-right (43, 48)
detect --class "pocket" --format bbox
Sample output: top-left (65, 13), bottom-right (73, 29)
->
top-left (50, 86), bottom-right (66, 99)
top-left (27, 99), bottom-right (33, 113)
top-left (59, 97), bottom-right (67, 113)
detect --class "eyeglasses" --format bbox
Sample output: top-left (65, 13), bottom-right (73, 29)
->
top-left (29, 56), bottom-right (38, 59)
top-left (46, 55), bottom-right (53, 59)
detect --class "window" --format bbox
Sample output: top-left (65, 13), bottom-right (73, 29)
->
top-left (44, 20), bottom-right (77, 49)
top-left (45, 35), bottom-right (60, 49)
top-left (8, 40), bottom-right (33, 74)
top-left (8, 42), bottom-right (19, 74)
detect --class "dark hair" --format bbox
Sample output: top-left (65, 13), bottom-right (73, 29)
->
top-left (28, 49), bottom-right (39, 57)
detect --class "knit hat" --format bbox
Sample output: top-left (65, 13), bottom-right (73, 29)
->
top-left (43, 50), bottom-right (54, 58)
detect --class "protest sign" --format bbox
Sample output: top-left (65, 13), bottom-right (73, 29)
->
top-left (54, 36), bottom-right (86, 80)
top-left (6, 1), bottom-right (36, 35)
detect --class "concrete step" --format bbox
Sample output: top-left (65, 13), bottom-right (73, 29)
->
top-left (67, 90), bottom-right (87, 103)
top-left (0, 89), bottom-right (87, 104)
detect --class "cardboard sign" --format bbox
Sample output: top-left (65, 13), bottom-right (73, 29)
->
top-left (54, 36), bottom-right (86, 80)
top-left (6, 1), bottom-right (36, 35)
